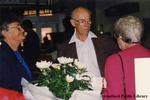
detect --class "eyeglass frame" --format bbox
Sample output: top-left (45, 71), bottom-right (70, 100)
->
top-left (72, 18), bottom-right (92, 24)
top-left (6, 24), bottom-right (23, 31)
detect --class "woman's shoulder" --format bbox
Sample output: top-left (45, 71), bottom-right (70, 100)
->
top-left (105, 52), bottom-right (123, 72)
top-left (0, 41), bottom-right (6, 53)
top-left (0, 41), bottom-right (13, 56)
top-left (105, 52), bottom-right (123, 66)
top-left (107, 53), bottom-right (120, 61)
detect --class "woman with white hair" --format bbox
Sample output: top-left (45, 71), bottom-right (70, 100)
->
top-left (0, 14), bottom-right (32, 93)
top-left (103, 16), bottom-right (150, 100)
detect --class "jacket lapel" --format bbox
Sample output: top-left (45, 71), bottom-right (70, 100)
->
top-left (67, 42), bottom-right (78, 59)
top-left (92, 38), bottom-right (103, 76)
top-left (68, 38), bottom-right (104, 76)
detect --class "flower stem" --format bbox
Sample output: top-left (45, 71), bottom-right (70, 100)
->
top-left (64, 83), bottom-right (70, 100)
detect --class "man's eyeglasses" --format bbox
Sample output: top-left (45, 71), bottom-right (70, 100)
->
top-left (72, 18), bottom-right (91, 24)
top-left (7, 24), bottom-right (22, 31)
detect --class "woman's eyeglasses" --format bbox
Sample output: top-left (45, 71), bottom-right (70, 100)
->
top-left (7, 24), bottom-right (23, 31)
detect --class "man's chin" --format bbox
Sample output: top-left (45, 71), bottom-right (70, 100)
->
top-left (20, 38), bottom-right (25, 42)
top-left (84, 29), bottom-right (90, 33)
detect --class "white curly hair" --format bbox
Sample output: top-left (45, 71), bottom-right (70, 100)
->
top-left (115, 15), bottom-right (143, 43)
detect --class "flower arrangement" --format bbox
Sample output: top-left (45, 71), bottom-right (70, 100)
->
top-left (34, 57), bottom-right (92, 100)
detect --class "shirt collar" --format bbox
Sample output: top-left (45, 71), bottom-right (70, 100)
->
top-left (69, 29), bottom-right (97, 44)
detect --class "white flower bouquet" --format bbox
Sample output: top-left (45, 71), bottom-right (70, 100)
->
top-left (33, 57), bottom-right (92, 100)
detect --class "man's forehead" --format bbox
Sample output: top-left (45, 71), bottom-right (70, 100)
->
top-left (7, 22), bottom-right (20, 26)
top-left (76, 14), bottom-right (91, 20)
top-left (76, 9), bottom-right (90, 15)
top-left (72, 7), bottom-right (91, 17)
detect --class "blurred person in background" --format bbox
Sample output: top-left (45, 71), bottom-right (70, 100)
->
top-left (21, 19), bottom-right (40, 79)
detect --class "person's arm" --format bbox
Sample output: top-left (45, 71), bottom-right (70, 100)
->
top-left (0, 88), bottom-right (25, 100)
top-left (0, 57), bottom-right (12, 89)
top-left (103, 54), bottom-right (124, 100)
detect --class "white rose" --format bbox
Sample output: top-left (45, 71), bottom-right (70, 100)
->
top-left (51, 63), bottom-right (61, 70)
top-left (57, 56), bottom-right (73, 64)
top-left (74, 59), bottom-right (85, 69)
top-left (66, 75), bottom-right (74, 83)
top-left (68, 63), bottom-right (74, 67)
top-left (36, 60), bottom-right (52, 69)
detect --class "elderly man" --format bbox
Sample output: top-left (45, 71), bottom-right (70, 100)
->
top-left (0, 14), bottom-right (32, 93)
top-left (57, 6), bottom-right (119, 78)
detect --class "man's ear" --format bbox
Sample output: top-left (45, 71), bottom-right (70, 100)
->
top-left (1, 30), bottom-right (8, 37)
top-left (70, 19), bottom-right (75, 27)
top-left (118, 35), bottom-right (122, 39)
